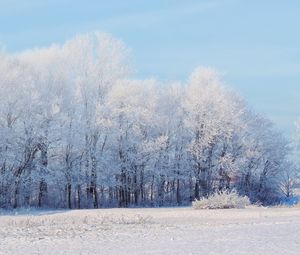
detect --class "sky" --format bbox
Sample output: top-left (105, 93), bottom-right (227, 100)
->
top-left (0, 0), bottom-right (299, 137)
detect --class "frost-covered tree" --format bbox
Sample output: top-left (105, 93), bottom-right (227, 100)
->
top-left (183, 67), bottom-right (243, 199)
top-left (236, 114), bottom-right (289, 203)
top-left (295, 119), bottom-right (300, 162)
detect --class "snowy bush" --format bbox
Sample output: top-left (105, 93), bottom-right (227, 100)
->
top-left (192, 190), bottom-right (250, 209)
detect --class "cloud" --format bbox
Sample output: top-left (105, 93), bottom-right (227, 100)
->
top-left (0, 0), bottom-right (72, 14)
top-left (95, 1), bottom-right (220, 29)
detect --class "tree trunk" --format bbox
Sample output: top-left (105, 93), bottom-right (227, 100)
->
top-left (176, 179), bottom-right (181, 205)
top-left (38, 179), bottom-right (48, 207)
top-left (67, 183), bottom-right (72, 209)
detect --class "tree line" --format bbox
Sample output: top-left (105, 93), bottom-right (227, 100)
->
top-left (0, 32), bottom-right (297, 209)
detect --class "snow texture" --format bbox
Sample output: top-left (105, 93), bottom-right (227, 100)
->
top-left (1, 207), bottom-right (300, 255)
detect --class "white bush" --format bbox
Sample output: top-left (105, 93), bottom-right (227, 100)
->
top-left (192, 190), bottom-right (250, 209)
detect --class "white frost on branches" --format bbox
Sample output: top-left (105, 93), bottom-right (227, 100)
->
top-left (0, 32), bottom-right (294, 209)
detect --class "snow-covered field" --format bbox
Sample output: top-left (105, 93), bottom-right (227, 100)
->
top-left (1, 206), bottom-right (300, 255)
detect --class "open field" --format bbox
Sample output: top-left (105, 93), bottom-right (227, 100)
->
top-left (1, 207), bottom-right (300, 255)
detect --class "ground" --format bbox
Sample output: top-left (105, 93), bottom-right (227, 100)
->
top-left (1, 206), bottom-right (300, 255)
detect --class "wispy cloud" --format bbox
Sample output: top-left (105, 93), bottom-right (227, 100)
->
top-left (0, 0), bottom-right (72, 14)
top-left (92, 1), bottom-right (221, 29)
top-left (0, 0), bottom-right (224, 52)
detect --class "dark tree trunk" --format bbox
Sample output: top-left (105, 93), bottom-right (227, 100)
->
top-left (77, 184), bottom-right (81, 209)
top-left (38, 179), bottom-right (48, 207)
top-left (67, 183), bottom-right (72, 209)
top-left (195, 180), bottom-right (200, 200)
top-left (176, 179), bottom-right (181, 205)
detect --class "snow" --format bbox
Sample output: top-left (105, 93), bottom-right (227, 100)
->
top-left (1, 207), bottom-right (300, 255)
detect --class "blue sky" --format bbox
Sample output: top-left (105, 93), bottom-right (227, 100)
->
top-left (0, 0), bottom-right (299, 137)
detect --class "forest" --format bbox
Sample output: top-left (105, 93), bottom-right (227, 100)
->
top-left (0, 32), bottom-right (298, 209)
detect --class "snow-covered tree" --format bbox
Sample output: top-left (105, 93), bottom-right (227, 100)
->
top-left (183, 67), bottom-right (243, 199)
